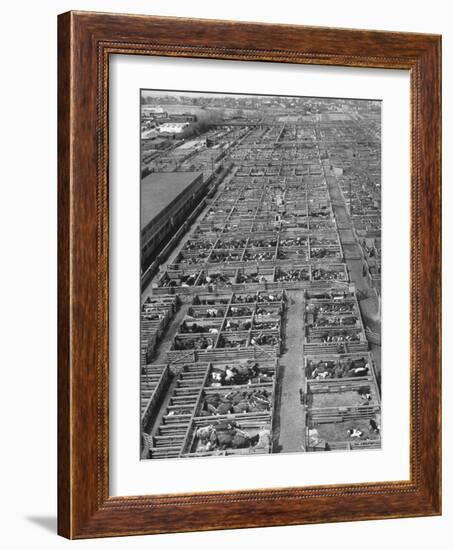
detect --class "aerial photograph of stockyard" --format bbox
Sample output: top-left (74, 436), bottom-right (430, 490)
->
top-left (139, 89), bottom-right (381, 460)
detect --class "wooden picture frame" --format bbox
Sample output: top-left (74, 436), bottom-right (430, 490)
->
top-left (58, 10), bottom-right (441, 539)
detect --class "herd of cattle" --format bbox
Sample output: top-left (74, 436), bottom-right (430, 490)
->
top-left (301, 288), bottom-right (381, 451)
top-left (141, 112), bottom-right (381, 458)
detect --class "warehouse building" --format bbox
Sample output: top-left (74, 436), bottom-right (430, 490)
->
top-left (141, 171), bottom-right (204, 273)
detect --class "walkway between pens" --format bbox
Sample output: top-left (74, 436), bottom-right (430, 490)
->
top-left (323, 160), bottom-right (382, 384)
top-left (322, 159), bottom-right (371, 295)
top-left (274, 291), bottom-right (306, 453)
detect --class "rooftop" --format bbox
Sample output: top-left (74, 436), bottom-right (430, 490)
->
top-left (141, 171), bottom-right (202, 229)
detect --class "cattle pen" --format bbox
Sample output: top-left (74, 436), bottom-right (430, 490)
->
top-left (139, 91), bottom-right (381, 460)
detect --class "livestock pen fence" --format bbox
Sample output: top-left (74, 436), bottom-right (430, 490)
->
top-left (303, 350), bottom-right (381, 452)
top-left (149, 139), bottom-right (353, 296)
top-left (141, 358), bottom-right (278, 459)
top-left (327, 126), bottom-right (381, 296)
top-left (171, 230), bottom-right (343, 271)
top-left (141, 364), bottom-right (171, 430)
top-left (304, 351), bottom-right (378, 387)
top-left (166, 290), bottom-right (286, 362)
top-left (305, 405), bottom-right (381, 452)
top-left (153, 263), bottom-right (350, 295)
top-left (142, 362), bottom-right (211, 459)
top-left (300, 273), bottom-right (381, 453)
top-left (141, 118), bottom-right (345, 290)
top-left (302, 286), bottom-right (370, 354)
top-left (140, 295), bottom-right (179, 365)
top-left (139, 114), bottom-right (381, 459)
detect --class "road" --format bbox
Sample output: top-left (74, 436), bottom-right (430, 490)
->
top-left (274, 291), bottom-right (306, 453)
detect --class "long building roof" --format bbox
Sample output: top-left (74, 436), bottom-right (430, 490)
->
top-left (141, 171), bottom-right (202, 230)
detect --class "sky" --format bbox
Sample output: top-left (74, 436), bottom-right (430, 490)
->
top-left (141, 89), bottom-right (381, 103)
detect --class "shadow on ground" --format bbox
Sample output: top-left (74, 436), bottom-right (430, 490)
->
top-left (26, 516), bottom-right (57, 534)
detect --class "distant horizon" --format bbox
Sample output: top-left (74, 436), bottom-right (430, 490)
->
top-left (141, 88), bottom-right (381, 104)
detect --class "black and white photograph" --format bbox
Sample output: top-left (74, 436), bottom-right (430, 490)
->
top-left (140, 89), bottom-right (382, 460)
